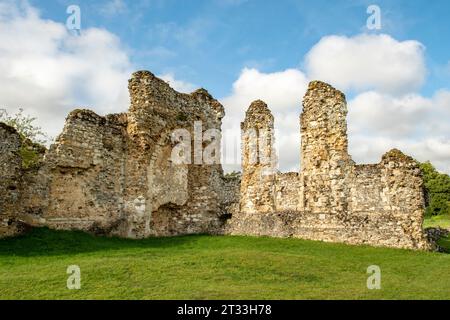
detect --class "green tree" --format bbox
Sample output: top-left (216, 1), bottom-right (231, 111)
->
top-left (419, 161), bottom-right (450, 216)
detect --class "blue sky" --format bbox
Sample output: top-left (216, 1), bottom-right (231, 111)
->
top-left (32, 0), bottom-right (450, 98)
top-left (0, 0), bottom-right (449, 173)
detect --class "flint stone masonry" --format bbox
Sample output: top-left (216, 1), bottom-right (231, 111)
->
top-left (0, 72), bottom-right (433, 250)
top-left (0, 123), bottom-right (26, 236)
top-left (226, 81), bottom-right (431, 250)
top-left (0, 71), bottom-right (229, 238)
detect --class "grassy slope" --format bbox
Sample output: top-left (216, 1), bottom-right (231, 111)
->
top-left (0, 228), bottom-right (449, 300)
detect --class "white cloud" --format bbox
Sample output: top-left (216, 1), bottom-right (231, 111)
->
top-left (218, 33), bottom-right (450, 173)
top-left (220, 68), bottom-right (450, 173)
top-left (349, 135), bottom-right (450, 174)
top-left (0, 1), bottom-right (132, 139)
top-left (222, 68), bottom-right (309, 120)
top-left (348, 92), bottom-right (431, 138)
top-left (0, 3), bottom-right (448, 174)
top-left (348, 90), bottom-right (450, 173)
top-left (159, 73), bottom-right (197, 93)
top-left (221, 68), bottom-right (309, 172)
top-left (305, 34), bottom-right (426, 95)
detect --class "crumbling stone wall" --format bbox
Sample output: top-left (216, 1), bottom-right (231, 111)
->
top-left (30, 110), bottom-right (129, 234)
top-left (274, 173), bottom-right (301, 212)
top-left (0, 71), bottom-right (229, 239)
top-left (0, 72), bottom-right (432, 250)
top-left (121, 71), bottom-right (226, 237)
top-left (227, 81), bottom-right (431, 250)
top-left (219, 173), bottom-right (241, 221)
top-left (0, 123), bottom-right (25, 236)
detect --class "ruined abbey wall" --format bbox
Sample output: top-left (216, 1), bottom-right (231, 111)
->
top-left (0, 71), bottom-right (232, 238)
top-left (0, 123), bottom-right (25, 236)
top-left (0, 72), bottom-right (432, 250)
top-left (226, 81), bottom-right (431, 250)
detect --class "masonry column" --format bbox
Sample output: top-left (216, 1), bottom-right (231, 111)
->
top-left (240, 100), bottom-right (277, 214)
top-left (300, 81), bottom-right (352, 215)
top-left (125, 71), bottom-right (166, 238)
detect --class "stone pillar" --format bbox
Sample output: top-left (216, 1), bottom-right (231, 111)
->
top-left (300, 81), bottom-right (352, 214)
top-left (126, 71), bottom-right (172, 237)
top-left (240, 100), bottom-right (277, 214)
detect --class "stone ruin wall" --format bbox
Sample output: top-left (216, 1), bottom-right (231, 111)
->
top-left (0, 71), bottom-right (432, 250)
top-left (0, 71), bottom-right (234, 239)
top-left (0, 123), bottom-right (26, 237)
top-left (226, 81), bottom-right (431, 250)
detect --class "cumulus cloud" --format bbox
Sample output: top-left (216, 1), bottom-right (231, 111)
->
top-left (220, 33), bottom-right (450, 173)
top-left (348, 90), bottom-right (450, 173)
top-left (305, 34), bottom-right (426, 95)
top-left (221, 68), bottom-right (309, 172)
top-left (222, 68), bottom-right (309, 115)
top-left (0, 1), bottom-right (132, 139)
top-left (348, 92), bottom-right (431, 138)
top-left (159, 73), bottom-right (197, 93)
top-left (221, 71), bottom-right (450, 173)
top-left (0, 3), bottom-right (448, 173)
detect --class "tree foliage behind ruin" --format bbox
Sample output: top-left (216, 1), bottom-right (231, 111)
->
top-left (0, 108), bottom-right (49, 145)
top-left (420, 161), bottom-right (450, 217)
top-left (0, 108), bottom-right (47, 169)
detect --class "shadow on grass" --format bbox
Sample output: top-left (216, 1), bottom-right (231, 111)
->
top-left (0, 227), bottom-right (203, 257)
top-left (438, 236), bottom-right (450, 253)
top-left (1, 226), bottom-right (448, 258)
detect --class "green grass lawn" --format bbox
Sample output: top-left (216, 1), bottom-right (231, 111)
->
top-left (424, 215), bottom-right (450, 229)
top-left (0, 228), bottom-right (449, 300)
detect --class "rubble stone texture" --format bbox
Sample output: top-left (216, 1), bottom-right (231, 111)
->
top-left (227, 81), bottom-right (431, 250)
top-left (0, 73), bottom-right (432, 250)
top-left (0, 123), bottom-right (26, 236)
top-left (0, 71), bottom-right (231, 238)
